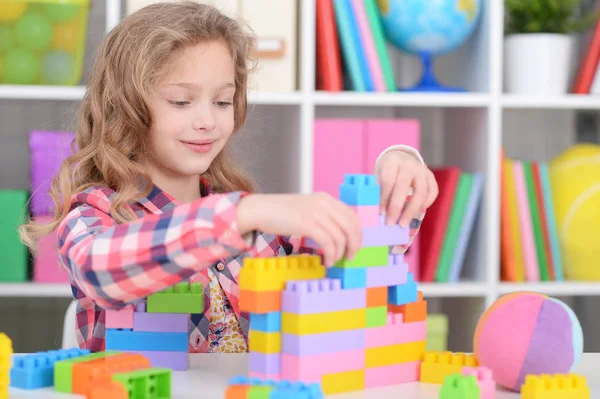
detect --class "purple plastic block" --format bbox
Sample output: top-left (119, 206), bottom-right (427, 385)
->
top-left (366, 255), bottom-right (408, 287)
top-left (120, 350), bottom-right (188, 371)
top-left (29, 131), bottom-right (76, 216)
top-left (135, 301), bottom-right (146, 312)
top-left (133, 312), bottom-right (188, 333)
top-left (282, 329), bottom-right (365, 356)
top-left (249, 352), bottom-right (281, 375)
top-left (281, 278), bottom-right (366, 314)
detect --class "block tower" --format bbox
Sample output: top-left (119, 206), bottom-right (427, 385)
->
top-left (105, 281), bottom-right (203, 370)
top-left (230, 174), bottom-right (428, 396)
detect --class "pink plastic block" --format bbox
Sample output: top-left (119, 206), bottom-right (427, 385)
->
top-left (404, 235), bottom-right (420, 281)
top-left (281, 329), bottom-right (365, 356)
top-left (365, 361), bottom-right (421, 388)
top-left (249, 352), bottom-right (281, 375)
top-left (281, 349), bottom-right (364, 381)
top-left (120, 349), bottom-right (188, 370)
top-left (133, 312), bottom-right (188, 333)
top-left (366, 256), bottom-right (408, 287)
top-left (362, 215), bottom-right (410, 246)
top-left (463, 366), bottom-right (495, 399)
top-left (32, 216), bottom-right (69, 283)
top-left (105, 306), bottom-right (134, 329)
top-left (351, 205), bottom-right (379, 226)
top-left (281, 278), bottom-right (366, 314)
top-left (365, 313), bottom-right (426, 348)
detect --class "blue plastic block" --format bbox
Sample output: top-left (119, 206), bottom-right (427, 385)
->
top-left (388, 272), bottom-right (418, 305)
top-left (228, 375), bottom-right (277, 387)
top-left (326, 267), bottom-right (366, 289)
top-left (339, 174), bottom-right (380, 206)
top-left (270, 380), bottom-right (324, 399)
top-left (105, 329), bottom-right (188, 352)
top-left (250, 312), bottom-right (282, 332)
top-left (10, 348), bottom-right (90, 389)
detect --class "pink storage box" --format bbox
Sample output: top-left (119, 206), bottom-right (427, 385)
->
top-left (33, 215), bottom-right (70, 283)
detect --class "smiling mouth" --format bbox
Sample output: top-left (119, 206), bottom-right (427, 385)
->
top-left (181, 140), bottom-right (214, 153)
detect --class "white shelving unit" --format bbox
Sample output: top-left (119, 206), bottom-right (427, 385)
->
top-left (1, 0), bottom-right (600, 349)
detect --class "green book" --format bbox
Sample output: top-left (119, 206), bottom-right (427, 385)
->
top-left (523, 162), bottom-right (550, 281)
top-left (363, 0), bottom-right (396, 91)
top-left (0, 190), bottom-right (29, 282)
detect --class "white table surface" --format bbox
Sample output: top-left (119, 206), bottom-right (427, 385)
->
top-left (8, 353), bottom-right (600, 398)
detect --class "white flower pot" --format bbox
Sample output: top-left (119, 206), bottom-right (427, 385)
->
top-left (504, 33), bottom-right (576, 95)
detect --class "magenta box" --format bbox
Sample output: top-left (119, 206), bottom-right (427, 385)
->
top-left (29, 131), bottom-right (76, 216)
top-left (33, 215), bottom-right (70, 283)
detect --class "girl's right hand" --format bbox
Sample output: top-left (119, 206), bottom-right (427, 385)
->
top-left (237, 193), bottom-right (363, 266)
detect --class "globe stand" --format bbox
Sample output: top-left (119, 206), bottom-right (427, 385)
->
top-left (399, 52), bottom-right (465, 92)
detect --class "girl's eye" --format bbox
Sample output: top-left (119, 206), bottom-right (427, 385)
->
top-left (216, 101), bottom-right (233, 107)
top-left (168, 100), bottom-right (190, 107)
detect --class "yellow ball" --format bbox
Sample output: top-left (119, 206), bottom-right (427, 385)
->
top-left (51, 19), bottom-right (82, 52)
top-left (0, 3), bottom-right (27, 21)
top-left (549, 144), bottom-right (600, 280)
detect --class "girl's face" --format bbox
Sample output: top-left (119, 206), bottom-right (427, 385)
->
top-left (146, 40), bottom-right (236, 178)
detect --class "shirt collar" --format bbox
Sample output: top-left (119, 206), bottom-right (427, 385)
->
top-left (137, 176), bottom-right (213, 215)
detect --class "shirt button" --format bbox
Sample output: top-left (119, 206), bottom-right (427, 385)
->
top-left (217, 262), bottom-right (225, 272)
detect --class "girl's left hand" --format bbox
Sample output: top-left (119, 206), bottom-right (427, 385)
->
top-left (375, 149), bottom-right (438, 228)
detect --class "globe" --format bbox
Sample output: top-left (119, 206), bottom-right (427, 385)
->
top-left (377, 0), bottom-right (482, 92)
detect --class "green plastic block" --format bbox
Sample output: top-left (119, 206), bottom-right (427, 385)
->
top-left (111, 367), bottom-right (172, 399)
top-left (249, 385), bottom-right (274, 399)
top-left (439, 374), bottom-right (480, 399)
top-left (0, 190), bottom-right (28, 282)
top-left (54, 351), bottom-right (122, 393)
top-left (146, 282), bottom-right (204, 313)
top-left (366, 306), bottom-right (387, 327)
top-left (334, 246), bottom-right (388, 268)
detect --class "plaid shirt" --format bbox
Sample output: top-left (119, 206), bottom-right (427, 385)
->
top-left (57, 177), bottom-right (423, 353)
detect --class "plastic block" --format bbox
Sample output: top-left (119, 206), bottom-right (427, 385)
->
top-left (340, 174), bottom-right (380, 205)
top-left (105, 329), bottom-right (188, 352)
top-left (321, 369), bottom-right (365, 395)
top-left (364, 361), bottom-right (421, 388)
top-left (88, 381), bottom-right (128, 399)
top-left (366, 286), bottom-right (387, 307)
top-left (111, 367), bottom-right (172, 398)
top-left (439, 374), bottom-right (480, 399)
top-left (32, 215), bottom-right (69, 283)
top-left (365, 340), bottom-right (426, 368)
top-left (326, 267), bottom-right (366, 288)
top-left (366, 259), bottom-right (408, 287)
top-left (281, 329), bottom-right (365, 356)
top-left (334, 245), bottom-right (388, 268)
top-left (226, 376), bottom-right (276, 399)
top-left (133, 312), bottom-right (188, 333)
top-left (72, 353), bottom-right (150, 396)
top-left (240, 289), bottom-right (282, 313)
top-left (366, 306), bottom-right (387, 327)
top-left (0, 333), bottom-right (12, 399)
top-left (10, 348), bottom-right (90, 389)
top-left (282, 278), bottom-right (366, 314)
top-left (54, 351), bottom-right (122, 393)
top-left (462, 366), bottom-right (495, 399)
top-left (240, 255), bottom-right (325, 292)
top-left (351, 205), bottom-right (379, 226)
top-left (250, 312), bottom-right (281, 332)
top-left (249, 352), bottom-right (281, 375)
top-left (249, 330), bottom-right (281, 354)
top-left (225, 384), bottom-right (250, 399)
top-left (0, 190), bottom-right (28, 282)
top-left (281, 349), bottom-right (364, 381)
top-left (365, 313), bottom-right (426, 348)
top-left (388, 272), bottom-right (418, 305)
top-left (119, 350), bottom-right (189, 370)
top-left (146, 281), bottom-right (203, 314)
top-left (248, 385), bottom-right (274, 399)
top-left (105, 306), bottom-right (134, 329)
top-left (270, 380), bottom-right (324, 399)
top-left (282, 308), bottom-right (366, 335)
top-left (248, 371), bottom-right (280, 381)
top-left (361, 215), bottom-right (409, 246)
top-left (389, 291), bottom-right (427, 322)
top-left (521, 373), bottom-right (590, 399)
top-left (420, 351), bottom-right (479, 384)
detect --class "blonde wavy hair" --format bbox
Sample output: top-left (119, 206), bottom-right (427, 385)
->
top-left (20, 1), bottom-right (256, 253)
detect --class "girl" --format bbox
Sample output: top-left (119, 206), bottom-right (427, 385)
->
top-left (20, 2), bottom-right (438, 353)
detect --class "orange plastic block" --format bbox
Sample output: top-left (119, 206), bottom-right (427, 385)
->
top-left (72, 353), bottom-right (151, 396)
top-left (420, 351), bottom-right (478, 384)
top-left (239, 289), bottom-right (281, 313)
top-left (225, 384), bottom-right (250, 399)
top-left (88, 381), bottom-right (128, 399)
top-left (388, 291), bottom-right (427, 322)
top-left (521, 373), bottom-right (590, 399)
top-left (366, 286), bottom-right (387, 307)
top-left (239, 255), bottom-right (325, 292)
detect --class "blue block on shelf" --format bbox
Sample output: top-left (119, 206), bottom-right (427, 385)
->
top-left (105, 329), bottom-right (188, 352)
top-left (388, 272), bottom-right (418, 306)
top-left (339, 174), bottom-right (380, 206)
top-left (250, 312), bottom-right (281, 332)
top-left (326, 267), bottom-right (367, 289)
top-left (10, 348), bottom-right (90, 389)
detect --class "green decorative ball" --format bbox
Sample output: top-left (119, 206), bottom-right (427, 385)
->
top-left (42, 50), bottom-right (75, 85)
top-left (2, 49), bottom-right (40, 84)
top-left (15, 12), bottom-right (53, 51)
top-left (0, 24), bottom-right (14, 54)
top-left (44, 4), bottom-right (80, 22)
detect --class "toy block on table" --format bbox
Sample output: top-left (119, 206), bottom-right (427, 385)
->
top-left (462, 366), bottom-right (495, 399)
top-left (0, 333), bottom-right (13, 399)
top-left (521, 374), bottom-right (590, 399)
top-left (146, 281), bottom-right (203, 314)
top-left (389, 290), bottom-right (427, 322)
top-left (110, 367), bottom-right (172, 398)
top-left (440, 374), bottom-right (481, 399)
top-left (420, 351), bottom-right (479, 384)
top-left (340, 174), bottom-right (380, 205)
top-left (225, 376), bottom-right (323, 399)
top-left (54, 351), bottom-right (122, 393)
top-left (88, 380), bottom-right (128, 399)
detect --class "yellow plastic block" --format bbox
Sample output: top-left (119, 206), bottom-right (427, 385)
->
top-left (239, 255), bottom-right (325, 292)
top-left (281, 308), bottom-right (367, 335)
top-left (321, 370), bottom-right (365, 395)
top-left (0, 333), bottom-right (12, 399)
top-left (420, 351), bottom-right (478, 384)
top-left (365, 340), bottom-right (426, 368)
top-left (248, 330), bottom-right (281, 354)
top-left (521, 374), bottom-right (590, 399)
